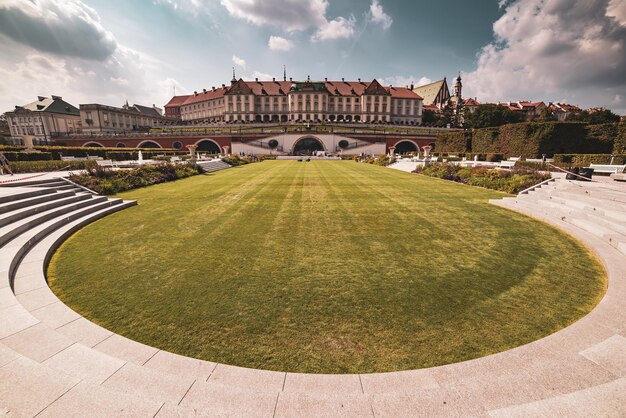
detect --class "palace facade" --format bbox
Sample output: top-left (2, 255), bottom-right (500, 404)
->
top-left (165, 76), bottom-right (423, 126)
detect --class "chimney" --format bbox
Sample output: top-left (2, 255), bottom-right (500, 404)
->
top-left (341, 78), bottom-right (345, 82)
top-left (358, 78), bottom-right (361, 82)
top-left (212, 86), bottom-right (216, 91)
top-left (222, 84), bottom-right (225, 88)
top-left (272, 77), bottom-right (276, 82)
top-left (255, 77), bottom-right (258, 82)
top-left (410, 83), bottom-right (414, 90)
top-left (194, 91), bottom-right (198, 96)
top-left (324, 77), bottom-right (328, 82)
top-left (203, 89), bottom-right (207, 93)
top-left (289, 77), bottom-right (293, 82)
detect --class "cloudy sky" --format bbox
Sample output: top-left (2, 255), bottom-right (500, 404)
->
top-left (0, 0), bottom-right (625, 114)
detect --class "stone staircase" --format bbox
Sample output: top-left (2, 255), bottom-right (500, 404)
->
top-left (0, 176), bottom-right (625, 416)
top-left (196, 159), bottom-right (231, 173)
top-left (491, 178), bottom-right (626, 257)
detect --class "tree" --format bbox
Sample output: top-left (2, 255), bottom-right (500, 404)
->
top-left (422, 109), bottom-right (437, 125)
top-left (538, 107), bottom-right (557, 122)
top-left (464, 104), bottom-right (525, 128)
top-left (568, 108), bottom-right (621, 124)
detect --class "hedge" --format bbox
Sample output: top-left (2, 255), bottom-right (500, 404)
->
top-left (614, 123), bottom-right (626, 155)
top-left (6, 160), bottom-right (98, 173)
top-left (434, 131), bottom-right (469, 153)
top-left (553, 154), bottom-right (626, 165)
top-left (585, 123), bottom-right (617, 154)
top-left (2, 151), bottom-right (53, 162)
top-left (471, 128), bottom-right (500, 153)
top-left (0, 146), bottom-right (188, 161)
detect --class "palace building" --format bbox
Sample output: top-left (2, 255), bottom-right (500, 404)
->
top-left (5, 96), bottom-right (81, 142)
top-left (165, 74), bottom-right (423, 126)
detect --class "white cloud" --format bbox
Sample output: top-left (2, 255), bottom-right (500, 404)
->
top-left (220, 0), bottom-right (356, 42)
top-left (464, 0), bottom-right (626, 113)
top-left (0, 0), bottom-right (117, 61)
top-left (369, 0), bottom-right (392, 30)
top-left (311, 16), bottom-right (356, 42)
top-left (232, 55), bottom-right (246, 68)
top-left (378, 75), bottom-right (432, 88)
top-left (220, 0), bottom-right (327, 31)
top-left (607, 0), bottom-right (626, 25)
top-left (268, 35), bottom-right (294, 51)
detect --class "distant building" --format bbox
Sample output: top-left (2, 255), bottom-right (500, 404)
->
top-left (171, 75), bottom-right (423, 125)
top-left (548, 103), bottom-right (582, 121)
top-left (412, 78), bottom-right (451, 110)
top-left (164, 95), bottom-right (192, 119)
top-left (498, 101), bottom-right (546, 120)
top-left (5, 96), bottom-right (81, 143)
top-left (80, 101), bottom-right (173, 134)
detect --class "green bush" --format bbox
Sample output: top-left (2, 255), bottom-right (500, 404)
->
top-left (7, 159), bottom-right (97, 173)
top-left (471, 128), bottom-right (500, 153)
top-left (68, 163), bottom-right (201, 194)
top-left (2, 151), bottom-right (53, 161)
top-left (415, 163), bottom-right (550, 194)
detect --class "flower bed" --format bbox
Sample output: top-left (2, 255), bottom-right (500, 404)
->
top-left (68, 163), bottom-right (201, 195)
top-left (414, 163), bottom-right (550, 194)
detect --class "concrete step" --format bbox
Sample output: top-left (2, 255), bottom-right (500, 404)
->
top-left (528, 192), bottom-right (626, 217)
top-left (0, 190), bottom-right (76, 215)
top-left (0, 193), bottom-right (92, 229)
top-left (537, 188), bottom-right (626, 210)
top-left (0, 187), bottom-right (56, 205)
top-left (0, 178), bottom-right (64, 188)
top-left (0, 196), bottom-right (109, 248)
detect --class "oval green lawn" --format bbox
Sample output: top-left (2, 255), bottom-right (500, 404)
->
top-left (48, 161), bottom-right (606, 373)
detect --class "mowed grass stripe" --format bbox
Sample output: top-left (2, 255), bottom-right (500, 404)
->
top-left (48, 161), bottom-right (606, 373)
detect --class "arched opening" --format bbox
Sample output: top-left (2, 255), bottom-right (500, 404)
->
top-left (255, 115), bottom-right (262, 123)
top-left (263, 115), bottom-right (270, 122)
top-left (271, 114), bottom-right (279, 122)
top-left (394, 140), bottom-right (418, 155)
top-left (329, 115), bottom-right (336, 122)
top-left (337, 115), bottom-right (344, 122)
top-left (345, 115), bottom-right (353, 122)
top-left (354, 115), bottom-right (361, 122)
top-left (137, 140), bottom-right (162, 148)
top-left (195, 139), bottom-right (221, 154)
top-left (292, 137), bottom-right (325, 156)
top-left (280, 115), bottom-right (288, 122)
top-left (116, 142), bottom-right (127, 148)
top-left (83, 142), bottom-right (104, 147)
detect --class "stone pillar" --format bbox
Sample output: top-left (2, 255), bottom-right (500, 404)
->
top-left (186, 144), bottom-right (198, 164)
top-left (222, 145), bottom-right (230, 156)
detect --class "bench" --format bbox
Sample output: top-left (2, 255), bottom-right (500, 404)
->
top-left (499, 161), bottom-right (516, 168)
top-left (60, 156), bottom-right (76, 161)
top-left (507, 157), bottom-right (521, 162)
top-left (96, 160), bottom-right (115, 169)
top-left (588, 164), bottom-right (626, 174)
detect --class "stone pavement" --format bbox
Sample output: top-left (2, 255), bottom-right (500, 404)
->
top-left (0, 176), bottom-right (625, 416)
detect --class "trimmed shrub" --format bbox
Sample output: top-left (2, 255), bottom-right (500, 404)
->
top-left (553, 154), bottom-right (626, 165)
top-left (7, 159), bottom-right (97, 173)
top-left (68, 163), bottom-right (201, 194)
top-left (584, 123), bottom-right (617, 154)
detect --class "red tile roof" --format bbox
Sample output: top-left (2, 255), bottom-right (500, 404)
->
top-left (387, 86), bottom-right (422, 99)
top-left (164, 95), bottom-right (191, 108)
top-left (170, 79), bottom-right (422, 107)
top-left (180, 88), bottom-right (226, 106)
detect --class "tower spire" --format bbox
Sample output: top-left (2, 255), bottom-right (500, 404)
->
top-left (231, 67), bottom-right (236, 83)
top-left (283, 64), bottom-right (287, 82)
